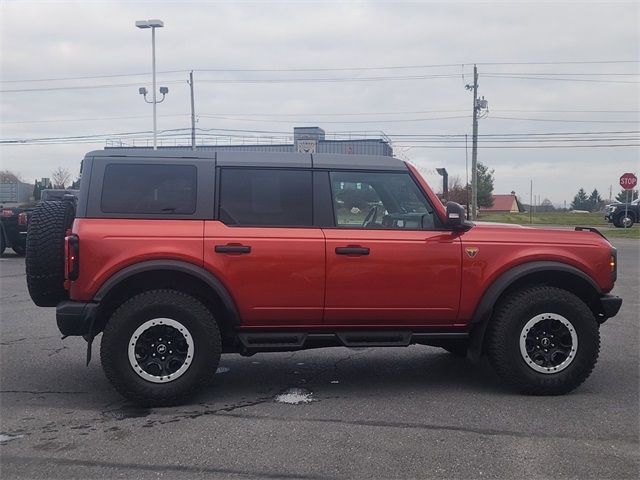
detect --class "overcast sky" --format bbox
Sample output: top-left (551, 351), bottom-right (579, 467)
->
top-left (1, 0), bottom-right (638, 205)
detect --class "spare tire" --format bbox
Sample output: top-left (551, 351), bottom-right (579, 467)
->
top-left (26, 201), bottom-right (75, 307)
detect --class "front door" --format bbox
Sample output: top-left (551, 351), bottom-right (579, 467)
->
top-left (204, 167), bottom-right (325, 327)
top-left (323, 170), bottom-right (461, 327)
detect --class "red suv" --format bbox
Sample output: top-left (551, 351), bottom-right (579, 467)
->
top-left (26, 150), bottom-right (622, 405)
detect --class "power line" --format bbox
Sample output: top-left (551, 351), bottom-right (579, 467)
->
top-left (0, 70), bottom-right (189, 83)
top-left (2, 59), bottom-right (638, 82)
top-left (489, 116), bottom-right (639, 123)
top-left (483, 75), bottom-right (640, 84)
top-left (0, 80), bottom-right (184, 93)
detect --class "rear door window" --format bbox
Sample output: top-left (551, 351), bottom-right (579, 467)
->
top-left (101, 164), bottom-right (197, 214)
top-left (218, 168), bottom-right (312, 226)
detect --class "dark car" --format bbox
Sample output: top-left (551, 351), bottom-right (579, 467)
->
top-left (41, 189), bottom-right (80, 203)
top-left (1, 206), bottom-right (31, 255)
top-left (1, 190), bottom-right (79, 256)
top-left (604, 198), bottom-right (638, 228)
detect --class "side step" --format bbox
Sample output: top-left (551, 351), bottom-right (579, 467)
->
top-left (237, 332), bottom-right (307, 349)
top-left (237, 331), bottom-right (468, 352)
top-left (336, 331), bottom-right (411, 347)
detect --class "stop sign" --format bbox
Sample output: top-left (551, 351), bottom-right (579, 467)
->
top-left (620, 172), bottom-right (638, 190)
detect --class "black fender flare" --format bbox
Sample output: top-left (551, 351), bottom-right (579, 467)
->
top-left (93, 259), bottom-right (241, 326)
top-left (467, 261), bottom-right (601, 361)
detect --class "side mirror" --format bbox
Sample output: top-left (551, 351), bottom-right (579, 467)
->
top-left (445, 202), bottom-right (473, 231)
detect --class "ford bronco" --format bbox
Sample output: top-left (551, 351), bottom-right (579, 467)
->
top-left (25, 150), bottom-right (622, 405)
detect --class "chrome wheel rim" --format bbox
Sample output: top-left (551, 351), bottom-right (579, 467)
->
top-left (128, 318), bottom-right (194, 383)
top-left (519, 313), bottom-right (577, 374)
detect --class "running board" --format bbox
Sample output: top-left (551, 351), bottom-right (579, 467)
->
top-left (238, 332), bottom-right (307, 349)
top-left (237, 331), bottom-right (468, 351)
top-left (336, 331), bottom-right (411, 347)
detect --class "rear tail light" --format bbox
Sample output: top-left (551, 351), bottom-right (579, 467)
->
top-left (17, 212), bottom-right (27, 226)
top-left (65, 234), bottom-right (80, 281)
top-left (1, 209), bottom-right (13, 217)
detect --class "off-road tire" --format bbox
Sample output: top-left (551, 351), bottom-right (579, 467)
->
top-left (25, 201), bottom-right (75, 306)
top-left (486, 286), bottom-right (600, 395)
top-left (101, 290), bottom-right (222, 407)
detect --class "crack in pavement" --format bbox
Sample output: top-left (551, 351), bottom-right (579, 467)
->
top-left (0, 455), bottom-right (334, 479)
top-left (44, 345), bottom-right (69, 357)
top-left (210, 411), bottom-right (640, 444)
top-left (0, 337), bottom-right (27, 346)
top-left (1, 390), bottom-right (89, 395)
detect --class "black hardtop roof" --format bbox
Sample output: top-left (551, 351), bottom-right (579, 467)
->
top-left (84, 149), bottom-right (407, 171)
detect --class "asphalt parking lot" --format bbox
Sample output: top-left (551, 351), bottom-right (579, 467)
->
top-left (1, 240), bottom-right (638, 479)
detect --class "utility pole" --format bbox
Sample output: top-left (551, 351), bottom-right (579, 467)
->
top-left (529, 180), bottom-right (533, 224)
top-left (470, 65), bottom-right (479, 220)
top-left (188, 71), bottom-right (196, 150)
top-left (465, 65), bottom-right (488, 220)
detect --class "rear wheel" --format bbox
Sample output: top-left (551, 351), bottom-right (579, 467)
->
top-left (101, 290), bottom-right (221, 406)
top-left (486, 286), bottom-right (599, 395)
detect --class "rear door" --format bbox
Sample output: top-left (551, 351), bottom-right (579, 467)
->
top-left (322, 170), bottom-right (462, 327)
top-left (203, 166), bottom-right (325, 327)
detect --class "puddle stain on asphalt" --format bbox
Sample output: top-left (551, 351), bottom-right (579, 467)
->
top-left (101, 405), bottom-right (151, 421)
top-left (274, 388), bottom-right (314, 405)
top-left (0, 433), bottom-right (24, 443)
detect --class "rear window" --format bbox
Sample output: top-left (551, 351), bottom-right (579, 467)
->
top-left (218, 168), bottom-right (312, 226)
top-left (101, 164), bottom-right (197, 214)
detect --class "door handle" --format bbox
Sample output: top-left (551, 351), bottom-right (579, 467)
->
top-left (215, 244), bottom-right (251, 254)
top-left (335, 246), bottom-right (370, 255)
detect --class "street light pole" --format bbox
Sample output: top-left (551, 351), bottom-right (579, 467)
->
top-left (151, 25), bottom-right (157, 150)
top-left (136, 19), bottom-right (167, 150)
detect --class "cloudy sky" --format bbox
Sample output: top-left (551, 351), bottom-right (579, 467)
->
top-left (1, 0), bottom-right (638, 205)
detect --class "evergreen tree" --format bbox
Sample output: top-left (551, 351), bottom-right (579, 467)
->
top-left (587, 189), bottom-right (604, 212)
top-left (571, 188), bottom-right (589, 210)
top-left (33, 181), bottom-right (42, 201)
top-left (477, 162), bottom-right (494, 208)
top-left (615, 189), bottom-right (638, 203)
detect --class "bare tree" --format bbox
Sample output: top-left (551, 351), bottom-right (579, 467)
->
top-left (0, 169), bottom-right (24, 183)
top-left (447, 175), bottom-right (471, 205)
top-left (51, 166), bottom-right (71, 189)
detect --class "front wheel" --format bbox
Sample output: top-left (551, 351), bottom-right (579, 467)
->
top-left (100, 290), bottom-right (221, 406)
top-left (486, 286), bottom-right (599, 395)
top-left (615, 213), bottom-right (634, 228)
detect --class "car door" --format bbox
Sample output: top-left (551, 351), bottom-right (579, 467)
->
top-left (322, 170), bottom-right (462, 327)
top-left (204, 166), bottom-right (325, 327)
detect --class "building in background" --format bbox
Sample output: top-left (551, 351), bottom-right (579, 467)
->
top-left (480, 192), bottom-right (524, 214)
top-left (0, 172), bottom-right (33, 204)
top-left (106, 127), bottom-right (393, 157)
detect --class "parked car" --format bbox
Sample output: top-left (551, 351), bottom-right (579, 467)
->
top-left (1, 190), bottom-right (80, 256)
top-left (0, 205), bottom-right (32, 255)
top-left (604, 198), bottom-right (638, 228)
top-left (25, 150), bottom-right (622, 406)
